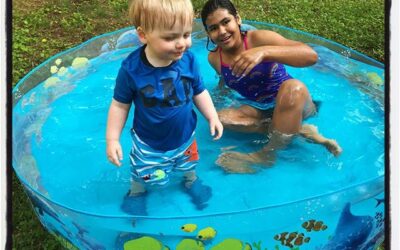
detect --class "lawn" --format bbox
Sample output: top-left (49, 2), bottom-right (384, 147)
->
top-left (12, 0), bottom-right (385, 248)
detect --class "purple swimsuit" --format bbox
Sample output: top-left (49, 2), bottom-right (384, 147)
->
top-left (220, 33), bottom-right (292, 107)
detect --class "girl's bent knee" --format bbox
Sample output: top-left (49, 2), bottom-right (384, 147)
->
top-left (276, 80), bottom-right (309, 111)
top-left (280, 80), bottom-right (307, 94)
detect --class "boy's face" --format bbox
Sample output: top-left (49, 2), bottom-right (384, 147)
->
top-left (138, 22), bottom-right (193, 67)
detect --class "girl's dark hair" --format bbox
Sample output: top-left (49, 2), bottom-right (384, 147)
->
top-left (200, 0), bottom-right (238, 30)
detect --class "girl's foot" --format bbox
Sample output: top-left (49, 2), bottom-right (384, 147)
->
top-left (323, 139), bottom-right (342, 156)
top-left (300, 124), bottom-right (342, 156)
top-left (216, 150), bottom-right (274, 173)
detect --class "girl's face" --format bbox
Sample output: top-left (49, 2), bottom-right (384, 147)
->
top-left (205, 8), bottom-right (241, 50)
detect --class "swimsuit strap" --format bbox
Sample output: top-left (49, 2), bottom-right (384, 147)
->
top-left (243, 32), bottom-right (249, 50)
top-left (218, 47), bottom-right (224, 66)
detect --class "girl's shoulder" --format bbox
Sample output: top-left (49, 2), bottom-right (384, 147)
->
top-left (247, 29), bottom-right (283, 47)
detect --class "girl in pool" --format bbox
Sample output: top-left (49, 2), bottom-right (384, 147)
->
top-left (201, 0), bottom-right (342, 173)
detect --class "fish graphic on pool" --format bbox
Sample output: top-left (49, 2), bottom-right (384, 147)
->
top-left (302, 219), bottom-right (328, 232)
top-left (274, 231), bottom-right (310, 248)
top-left (318, 202), bottom-right (373, 250)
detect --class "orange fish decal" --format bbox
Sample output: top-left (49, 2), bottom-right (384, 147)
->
top-left (184, 140), bottom-right (199, 162)
top-left (274, 232), bottom-right (288, 245)
top-left (302, 219), bottom-right (328, 232)
top-left (294, 233), bottom-right (310, 246)
top-left (274, 231), bottom-right (311, 247)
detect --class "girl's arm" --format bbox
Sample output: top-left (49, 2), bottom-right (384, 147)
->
top-left (231, 30), bottom-right (318, 77)
top-left (252, 30), bottom-right (317, 66)
top-left (193, 90), bottom-right (223, 140)
top-left (106, 99), bottom-right (131, 166)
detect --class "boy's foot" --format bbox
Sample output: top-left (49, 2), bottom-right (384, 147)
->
top-left (121, 191), bottom-right (147, 216)
top-left (184, 178), bottom-right (212, 210)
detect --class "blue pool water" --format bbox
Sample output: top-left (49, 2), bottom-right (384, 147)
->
top-left (13, 22), bottom-right (385, 250)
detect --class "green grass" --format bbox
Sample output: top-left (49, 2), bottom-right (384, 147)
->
top-left (193, 0), bottom-right (384, 62)
top-left (12, 0), bottom-right (384, 248)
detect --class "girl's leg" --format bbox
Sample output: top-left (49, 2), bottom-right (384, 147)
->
top-left (300, 124), bottom-right (342, 156)
top-left (216, 79), bottom-right (342, 172)
top-left (217, 79), bottom-right (314, 168)
top-left (271, 79), bottom-right (341, 155)
top-left (216, 80), bottom-right (312, 170)
top-left (216, 129), bottom-right (292, 170)
top-left (272, 79), bottom-right (312, 134)
top-left (218, 105), bottom-right (269, 133)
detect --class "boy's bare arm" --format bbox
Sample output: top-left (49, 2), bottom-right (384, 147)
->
top-left (193, 90), bottom-right (223, 140)
top-left (106, 99), bottom-right (131, 166)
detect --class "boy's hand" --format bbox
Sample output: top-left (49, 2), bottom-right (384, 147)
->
top-left (106, 139), bottom-right (123, 167)
top-left (209, 118), bottom-right (223, 140)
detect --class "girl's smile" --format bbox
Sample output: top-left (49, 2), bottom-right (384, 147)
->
top-left (205, 8), bottom-right (241, 49)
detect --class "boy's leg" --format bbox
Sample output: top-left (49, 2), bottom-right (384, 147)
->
top-left (121, 130), bottom-right (159, 216)
top-left (182, 170), bottom-right (212, 210)
top-left (129, 179), bottom-right (146, 195)
top-left (183, 170), bottom-right (197, 188)
top-left (121, 178), bottom-right (147, 216)
top-left (176, 139), bottom-right (212, 210)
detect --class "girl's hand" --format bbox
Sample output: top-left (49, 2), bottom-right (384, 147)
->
top-left (209, 117), bottom-right (223, 140)
top-left (106, 139), bottom-right (123, 167)
top-left (231, 47), bottom-right (265, 77)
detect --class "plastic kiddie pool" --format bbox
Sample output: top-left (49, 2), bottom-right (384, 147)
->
top-left (12, 20), bottom-right (384, 249)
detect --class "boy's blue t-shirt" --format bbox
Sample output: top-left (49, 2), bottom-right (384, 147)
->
top-left (113, 46), bottom-right (205, 151)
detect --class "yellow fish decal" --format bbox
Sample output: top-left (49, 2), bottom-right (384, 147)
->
top-left (197, 227), bottom-right (217, 240)
top-left (181, 223), bottom-right (197, 233)
top-left (367, 72), bottom-right (384, 87)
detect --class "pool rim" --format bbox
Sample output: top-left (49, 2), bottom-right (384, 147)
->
top-left (15, 168), bottom-right (384, 219)
top-left (13, 19), bottom-right (384, 92)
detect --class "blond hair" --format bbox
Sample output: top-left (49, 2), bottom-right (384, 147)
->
top-left (129, 0), bottom-right (194, 32)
